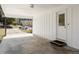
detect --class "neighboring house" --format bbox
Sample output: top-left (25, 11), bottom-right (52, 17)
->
top-left (20, 19), bottom-right (32, 26)
top-left (15, 18), bottom-right (20, 25)
top-left (15, 18), bottom-right (32, 26)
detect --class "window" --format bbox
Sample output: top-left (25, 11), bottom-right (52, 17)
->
top-left (59, 14), bottom-right (65, 26)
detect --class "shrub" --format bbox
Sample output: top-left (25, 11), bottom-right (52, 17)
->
top-left (24, 29), bottom-right (32, 33)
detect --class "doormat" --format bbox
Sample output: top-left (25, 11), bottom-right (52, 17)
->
top-left (50, 40), bottom-right (67, 47)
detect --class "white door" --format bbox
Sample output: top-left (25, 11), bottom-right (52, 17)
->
top-left (56, 10), bottom-right (67, 41)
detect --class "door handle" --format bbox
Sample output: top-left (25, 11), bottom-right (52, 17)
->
top-left (67, 24), bottom-right (70, 29)
top-left (67, 24), bottom-right (70, 26)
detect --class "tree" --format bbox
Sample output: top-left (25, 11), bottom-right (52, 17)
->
top-left (0, 17), bottom-right (16, 25)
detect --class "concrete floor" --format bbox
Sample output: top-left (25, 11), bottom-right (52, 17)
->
top-left (0, 35), bottom-right (79, 54)
top-left (0, 28), bottom-right (79, 54)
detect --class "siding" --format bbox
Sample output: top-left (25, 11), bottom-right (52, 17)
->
top-left (33, 11), bottom-right (56, 40)
top-left (33, 5), bottom-right (79, 49)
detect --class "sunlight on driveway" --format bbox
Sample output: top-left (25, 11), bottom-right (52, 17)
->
top-left (3, 28), bottom-right (33, 39)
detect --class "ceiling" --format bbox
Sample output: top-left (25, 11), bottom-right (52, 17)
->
top-left (1, 4), bottom-right (64, 18)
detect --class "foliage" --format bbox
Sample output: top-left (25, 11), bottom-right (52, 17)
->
top-left (6, 18), bottom-right (16, 25)
top-left (0, 17), bottom-right (16, 25)
top-left (23, 29), bottom-right (32, 33)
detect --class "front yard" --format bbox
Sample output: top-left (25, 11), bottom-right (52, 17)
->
top-left (22, 29), bottom-right (32, 33)
top-left (19, 26), bottom-right (32, 33)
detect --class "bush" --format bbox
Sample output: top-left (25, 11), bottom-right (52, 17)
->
top-left (12, 21), bottom-right (16, 26)
top-left (24, 29), bottom-right (32, 33)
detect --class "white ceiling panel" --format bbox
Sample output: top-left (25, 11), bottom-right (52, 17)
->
top-left (1, 4), bottom-right (66, 18)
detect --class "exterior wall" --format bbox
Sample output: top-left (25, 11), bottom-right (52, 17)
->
top-left (70, 6), bottom-right (79, 49)
top-left (33, 10), bottom-right (56, 40)
top-left (15, 18), bottom-right (20, 25)
top-left (33, 5), bottom-right (79, 49)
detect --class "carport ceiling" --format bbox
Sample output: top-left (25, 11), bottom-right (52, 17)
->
top-left (1, 4), bottom-right (63, 18)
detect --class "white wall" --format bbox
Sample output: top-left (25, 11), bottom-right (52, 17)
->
top-left (33, 5), bottom-right (72, 41)
top-left (33, 10), bottom-right (56, 40)
top-left (70, 6), bottom-right (79, 49)
top-left (33, 5), bottom-right (79, 49)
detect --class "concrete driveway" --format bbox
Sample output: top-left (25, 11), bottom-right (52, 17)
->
top-left (3, 28), bottom-right (33, 39)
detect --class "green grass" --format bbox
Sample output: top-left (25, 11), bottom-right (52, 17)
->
top-left (22, 29), bottom-right (32, 33)
top-left (0, 28), bottom-right (5, 39)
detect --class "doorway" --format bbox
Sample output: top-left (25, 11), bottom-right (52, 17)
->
top-left (56, 10), bottom-right (67, 41)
